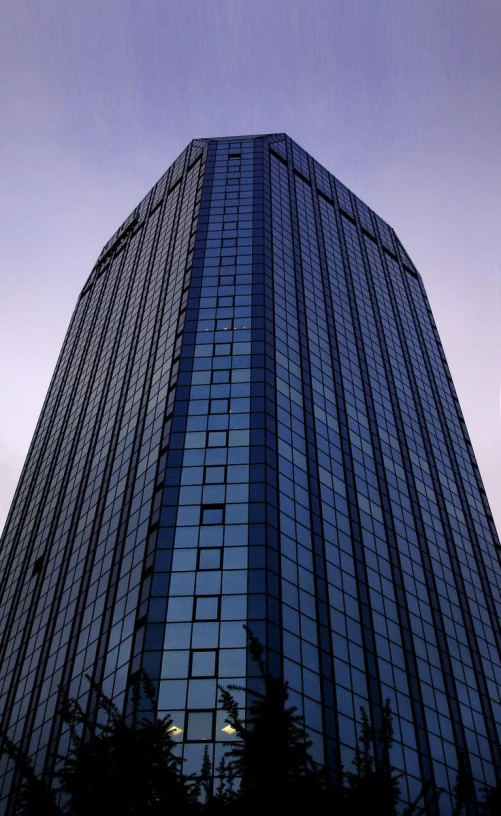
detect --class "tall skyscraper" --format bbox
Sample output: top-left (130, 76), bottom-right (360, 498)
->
top-left (1, 134), bottom-right (500, 814)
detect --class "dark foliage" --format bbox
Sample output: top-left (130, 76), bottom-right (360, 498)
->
top-left (2, 634), bottom-right (500, 815)
top-left (2, 672), bottom-right (195, 815)
top-left (401, 779), bottom-right (444, 816)
top-left (218, 627), bottom-right (324, 809)
top-left (479, 778), bottom-right (501, 815)
top-left (345, 699), bottom-right (401, 816)
top-left (0, 733), bottom-right (61, 816)
top-left (194, 746), bottom-right (236, 813)
top-left (56, 672), bottom-right (195, 815)
top-left (452, 751), bottom-right (476, 816)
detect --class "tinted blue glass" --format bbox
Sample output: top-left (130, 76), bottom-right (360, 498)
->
top-left (1, 135), bottom-right (500, 816)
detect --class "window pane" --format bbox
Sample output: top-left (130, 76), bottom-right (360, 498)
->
top-left (187, 711), bottom-right (214, 741)
top-left (201, 506), bottom-right (224, 525)
top-left (191, 651), bottom-right (217, 677)
top-left (198, 549), bottom-right (222, 570)
top-left (195, 596), bottom-right (220, 620)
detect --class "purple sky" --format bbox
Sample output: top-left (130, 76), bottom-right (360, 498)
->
top-left (1, 1), bottom-right (500, 533)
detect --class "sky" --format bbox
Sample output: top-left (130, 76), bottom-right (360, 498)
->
top-left (0, 0), bottom-right (500, 533)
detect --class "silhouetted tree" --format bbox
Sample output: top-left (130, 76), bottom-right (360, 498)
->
top-left (56, 671), bottom-right (195, 814)
top-left (4, 649), bottom-right (496, 816)
top-left (218, 627), bottom-right (324, 810)
top-left (479, 777), bottom-right (501, 815)
top-left (401, 779), bottom-right (444, 816)
top-left (0, 733), bottom-right (62, 816)
top-left (2, 672), bottom-right (196, 815)
top-left (452, 751), bottom-right (476, 816)
top-left (345, 700), bottom-right (401, 816)
top-left (194, 746), bottom-right (236, 813)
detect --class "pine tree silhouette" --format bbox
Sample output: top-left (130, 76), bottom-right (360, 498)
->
top-left (1, 671), bottom-right (196, 815)
top-left (0, 733), bottom-right (62, 816)
top-left (56, 671), bottom-right (195, 814)
top-left (218, 627), bottom-right (325, 810)
top-left (345, 700), bottom-right (401, 816)
top-left (452, 751), bottom-right (475, 816)
top-left (479, 775), bottom-right (501, 816)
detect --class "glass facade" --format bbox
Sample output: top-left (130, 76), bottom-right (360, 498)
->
top-left (1, 134), bottom-right (500, 813)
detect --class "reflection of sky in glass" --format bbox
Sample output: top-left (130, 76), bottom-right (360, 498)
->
top-left (0, 120), bottom-right (500, 814)
top-left (187, 710), bottom-right (214, 741)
